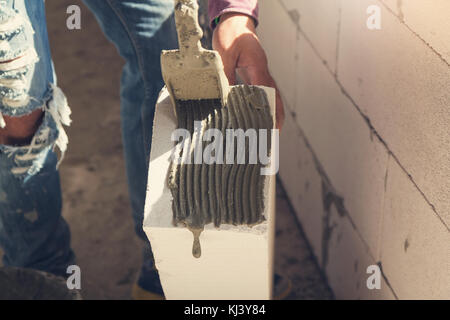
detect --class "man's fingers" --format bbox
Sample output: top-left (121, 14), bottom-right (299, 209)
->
top-left (237, 65), bottom-right (285, 129)
top-left (212, 19), bottom-right (285, 129)
top-left (275, 88), bottom-right (285, 129)
top-left (212, 30), bottom-right (237, 85)
top-left (213, 46), bottom-right (236, 85)
top-left (222, 56), bottom-right (237, 85)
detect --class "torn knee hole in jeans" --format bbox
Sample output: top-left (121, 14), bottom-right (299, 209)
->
top-left (1, 85), bottom-right (72, 178)
top-left (0, 84), bottom-right (72, 179)
top-left (0, 8), bottom-right (72, 179)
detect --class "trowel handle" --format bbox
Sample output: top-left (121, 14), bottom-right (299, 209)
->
top-left (174, 0), bottom-right (204, 55)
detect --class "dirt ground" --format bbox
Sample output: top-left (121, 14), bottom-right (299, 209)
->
top-left (2, 1), bottom-right (333, 300)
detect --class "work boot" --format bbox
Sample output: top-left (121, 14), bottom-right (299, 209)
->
top-left (132, 268), bottom-right (165, 300)
top-left (273, 273), bottom-right (292, 300)
top-left (131, 283), bottom-right (165, 300)
top-left (131, 262), bottom-right (165, 300)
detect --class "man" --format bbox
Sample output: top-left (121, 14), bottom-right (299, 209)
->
top-left (0, 0), bottom-right (285, 299)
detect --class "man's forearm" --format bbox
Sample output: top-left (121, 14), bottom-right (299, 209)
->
top-left (208, 0), bottom-right (258, 28)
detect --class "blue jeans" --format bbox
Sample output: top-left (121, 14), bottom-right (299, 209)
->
top-left (0, 0), bottom-right (177, 293)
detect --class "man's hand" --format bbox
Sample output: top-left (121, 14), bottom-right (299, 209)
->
top-left (212, 13), bottom-right (285, 129)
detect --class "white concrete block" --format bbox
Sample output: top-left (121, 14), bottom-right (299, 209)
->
top-left (325, 204), bottom-right (396, 300)
top-left (143, 87), bottom-right (277, 300)
top-left (280, 0), bottom-right (341, 73)
top-left (292, 31), bottom-right (389, 256)
top-left (258, 0), bottom-right (298, 106)
top-left (279, 110), bottom-right (324, 265)
top-left (338, 0), bottom-right (450, 223)
top-left (381, 0), bottom-right (450, 64)
top-left (380, 158), bottom-right (450, 299)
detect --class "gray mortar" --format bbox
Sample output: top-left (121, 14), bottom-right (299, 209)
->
top-left (168, 85), bottom-right (274, 258)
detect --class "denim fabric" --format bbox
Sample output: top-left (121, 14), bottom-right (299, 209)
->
top-left (83, 0), bottom-right (177, 293)
top-left (0, 0), bottom-right (73, 278)
top-left (0, 0), bottom-right (55, 117)
top-left (83, 0), bottom-right (177, 242)
top-left (0, 0), bottom-right (178, 292)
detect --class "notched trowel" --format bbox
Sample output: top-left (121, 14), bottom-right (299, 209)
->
top-left (161, 0), bottom-right (230, 114)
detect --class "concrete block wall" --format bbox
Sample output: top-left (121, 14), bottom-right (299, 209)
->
top-left (258, 0), bottom-right (450, 299)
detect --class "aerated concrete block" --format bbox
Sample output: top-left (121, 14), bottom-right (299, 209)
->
top-left (278, 110), bottom-right (325, 266)
top-left (380, 158), bottom-right (450, 299)
top-left (338, 0), bottom-right (450, 222)
top-left (381, 0), bottom-right (450, 64)
top-left (293, 25), bottom-right (389, 257)
top-left (143, 87), bottom-right (277, 300)
top-left (280, 0), bottom-right (341, 73)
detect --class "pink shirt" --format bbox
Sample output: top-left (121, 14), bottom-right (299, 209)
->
top-left (208, 0), bottom-right (259, 28)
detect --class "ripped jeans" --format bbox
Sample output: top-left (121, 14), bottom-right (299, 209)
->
top-left (0, 0), bottom-right (177, 292)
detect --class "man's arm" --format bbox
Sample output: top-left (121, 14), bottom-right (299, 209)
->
top-left (208, 0), bottom-right (285, 129)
